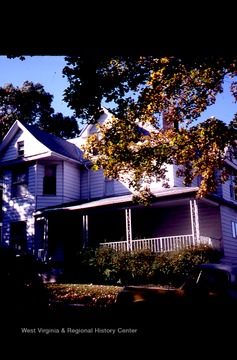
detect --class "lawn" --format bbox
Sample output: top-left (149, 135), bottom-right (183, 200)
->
top-left (45, 283), bottom-right (123, 307)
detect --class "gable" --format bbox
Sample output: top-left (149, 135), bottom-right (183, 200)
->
top-left (0, 127), bottom-right (49, 163)
top-left (0, 120), bottom-right (82, 164)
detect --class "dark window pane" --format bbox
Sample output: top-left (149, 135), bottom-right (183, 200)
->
top-left (43, 165), bottom-right (56, 195)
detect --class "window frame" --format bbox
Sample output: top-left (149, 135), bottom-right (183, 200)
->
top-left (17, 140), bottom-right (24, 158)
top-left (10, 221), bottom-right (27, 253)
top-left (43, 164), bottom-right (57, 195)
top-left (232, 221), bottom-right (237, 238)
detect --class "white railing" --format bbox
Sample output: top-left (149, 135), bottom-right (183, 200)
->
top-left (99, 234), bottom-right (217, 253)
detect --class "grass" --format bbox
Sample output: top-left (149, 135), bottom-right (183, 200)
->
top-left (45, 283), bottom-right (123, 307)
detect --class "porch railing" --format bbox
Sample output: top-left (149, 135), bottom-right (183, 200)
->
top-left (99, 234), bottom-right (219, 253)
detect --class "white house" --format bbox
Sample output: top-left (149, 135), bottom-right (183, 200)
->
top-left (1, 108), bottom-right (237, 271)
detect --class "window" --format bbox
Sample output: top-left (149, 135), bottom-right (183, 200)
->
top-left (232, 221), bottom-right (237, 238)
top-left (43, 165), bottom-right (56, 195)
top-left (17, 141), bottom-right (24, 157)
top-left (104, 177), bottom-right (114, 196)
top-left (12, 167), bottom-right (28, 197)
top-left (197, 269), bottom-right (229, 295)
top-left (10, 221), bottom-right (27, 253)
top-left (230, 175), bottom-right (237, 200)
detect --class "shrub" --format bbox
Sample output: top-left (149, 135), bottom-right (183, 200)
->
top-left (65, 244), bottom-right (222, 286)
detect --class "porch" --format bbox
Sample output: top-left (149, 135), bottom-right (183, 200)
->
top-left (99, 234), bottom-right (220, 253)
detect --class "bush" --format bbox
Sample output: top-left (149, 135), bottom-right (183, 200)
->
top-left (152, 244), bottom-right (223, 287)
top-left (66, 244), bottom-right (222, 287)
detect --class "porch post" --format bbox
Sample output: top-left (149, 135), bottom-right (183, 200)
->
top-left (190, 199), bottom-right (200, 245)
top-left (43, 217), bottom-right (49, 262)
top-left (83, 214), bottom-right (89, 248)
top-left (125, 208), bottom-right (132, 251)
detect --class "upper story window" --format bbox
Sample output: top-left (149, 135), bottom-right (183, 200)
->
top-left (230, 174), bottom-right (237, 201)
top-left (17, 141), bottom-right (24, 158)
top-left (43, 165), bottom-right (56, 195)
top-left (12, 167), bottom-right (28, 198)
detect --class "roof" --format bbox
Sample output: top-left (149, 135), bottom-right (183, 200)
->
top-left (0, 120), bottom-right (83, 163)
top-left (22, 121), bottom-right (82, 161)
top-left (34, 186), bottom-right (200, 216)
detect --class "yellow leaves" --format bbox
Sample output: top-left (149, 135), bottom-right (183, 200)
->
top-left (81, 103), bottom-right (237, 204)
top-left (46, 283), bottom-right (122, 306)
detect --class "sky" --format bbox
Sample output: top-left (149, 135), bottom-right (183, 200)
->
top-left (0, 55), bottom-right (236, 127)
top-left (0, 55), bottom-right (74, 118)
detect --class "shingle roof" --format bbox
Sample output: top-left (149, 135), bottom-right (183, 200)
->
top-left (34, 186), bottom-right (200, 215)
top-left (21, 121), bottom-right (82, 162)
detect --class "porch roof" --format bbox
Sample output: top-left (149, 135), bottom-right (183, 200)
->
top-left (34, 186), bottom-right (200, 216)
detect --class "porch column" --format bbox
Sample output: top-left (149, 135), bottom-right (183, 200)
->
top-left (43, 217), bottom-right (49, 262)
top-left (190, 199), bottom-right (200, 245)
top-left (125, 208), bottom-right (132, 251)
top-left (82, 214), bottom-right (89, 248)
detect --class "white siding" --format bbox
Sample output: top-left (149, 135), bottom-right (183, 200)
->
top-left (198, 201), bottom-right (222, 240)
top-left (153, 205), bottom-right (192, 237)
top-left (0, 129), bottom-right (48, 162)
top-left (114, 180), bottom-right (131, 195)
top-left (35, 162), bottom-right (63, 209)
top-left (148, 164), bottom-right (185, 189)
top-left (220, 205), bottom-right (237, 259)
top-left (80, 168), bottom-right (90, 200)
top-left (35, 161), bottom-right (78, 209)
top-left (90, 169), bottom-right (104, 198)
top-left (80, 166), bottom-right (131, 200)
top-left (221, 179), bottom-right (237, 204)
top-left (1, 167), bottom-right (36, 247)
top-left (80, 166), bottom-right (105, 200)
top-left (63, 162), bottom-right (80, 202)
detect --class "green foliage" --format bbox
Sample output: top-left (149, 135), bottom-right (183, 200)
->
top-left (69, 244), bottom-right (222, 287)
top-left (152, 244), bottom-right (223, 287)
top-left (63, 55), bottom-right (237, 203)
top-left (47, 244), bottom-right (222, 306)
top-left (63, 56), bottom-right (237, 124)
top-left (0, 81), bottom-right (80, 140)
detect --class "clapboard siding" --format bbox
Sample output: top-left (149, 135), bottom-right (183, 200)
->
top-left (36, 161), bottom-right (81, 208)
top-left (221, 179), bottom-right (237, 203)
top-left (0, 129), bottom-right (48, 162)
top-left (131, 205), bottom-right (192, 239)
top-left (90, 169), bottom-right (104, 198)
top-left (114, 180), bottom-right (131, 195)
top-left (28, 163), bottom-right (36, 196)
top-left (80, 164), bottom-right (197, 201)
top-left (36, 196), bottom-right (66, 209)
top-left (198, 202), bottom-right (222, 239)
top-left (63, 162), bottom-right (80, 202)
top-left (35, 162), bottom-right (63, 208)
top-left (153, 205), bottom-right (192, 237)
top-left (80, 168), bottom-right (90, 200)
top-left (0, 132), bottom-right (20, 161)
top-left (35, 162), bottom-right (44, 196)
top-left (220, 205), bottom-right (237, 258)
top-left (1, 167), bottom-right (36, 245)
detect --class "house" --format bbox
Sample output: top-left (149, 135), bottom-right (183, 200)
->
top-left (1, 107), bottom-right (237, 274)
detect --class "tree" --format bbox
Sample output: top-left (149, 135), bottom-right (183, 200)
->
top-left (0, 81), bottom-right (80, 140)
top-left (62, 55), bottom-right (237, 202)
